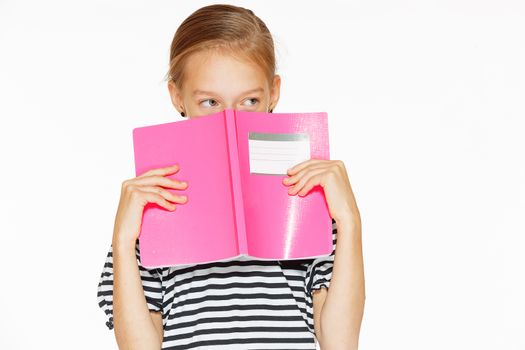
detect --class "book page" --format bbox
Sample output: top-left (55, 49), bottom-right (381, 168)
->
top-left (133, 111), bottom-right (239, 267)
top-left (248, 132), bottom-right (310, 175)
top-left (235, 110), bottom-right (333, 261)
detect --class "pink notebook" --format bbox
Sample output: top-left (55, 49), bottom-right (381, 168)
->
top-left (132, 109), bottom-right (333, 268)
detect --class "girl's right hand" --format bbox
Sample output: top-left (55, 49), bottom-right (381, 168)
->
top-left (112, 164), bottom-right (188, 247)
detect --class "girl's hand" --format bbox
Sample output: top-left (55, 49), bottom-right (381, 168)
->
top-left (112, 164), bottom-right (189, 247)
top-left (282, 159), bottom-right (361, 229)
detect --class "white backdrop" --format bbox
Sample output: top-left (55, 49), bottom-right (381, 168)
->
top-left (0, 0), bottom-right (523, 349)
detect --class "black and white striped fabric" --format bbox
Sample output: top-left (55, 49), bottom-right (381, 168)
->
top-left (97, 219), bottom-right (337, 349)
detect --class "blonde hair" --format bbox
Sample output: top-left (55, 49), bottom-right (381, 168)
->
top-left (163, 4), bottom-right (277, 90)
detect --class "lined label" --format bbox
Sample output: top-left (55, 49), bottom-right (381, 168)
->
top-left (248, 132), bottom-right (310, 175)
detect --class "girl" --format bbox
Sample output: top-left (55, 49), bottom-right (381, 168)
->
top-left (97, 4), bottom-right (365, 349)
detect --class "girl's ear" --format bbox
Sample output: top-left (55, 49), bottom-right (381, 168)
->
top-left (167, 80), bottom-right (185, 115)
top-left (269, 74), bottom-right (281, 111)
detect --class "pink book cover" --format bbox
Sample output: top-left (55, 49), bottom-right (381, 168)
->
top-left (132, 109), bottom-right (333, 268)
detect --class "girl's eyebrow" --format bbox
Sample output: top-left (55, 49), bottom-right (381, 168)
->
top-left (193, 87), bottom-right (264, 97)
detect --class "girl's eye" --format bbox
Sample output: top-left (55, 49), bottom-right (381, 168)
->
top-left (242, 98), bottom-right (259, 106)
top-left (200, 99), bottom-right (219, 108)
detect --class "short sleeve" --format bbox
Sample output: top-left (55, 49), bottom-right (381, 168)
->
top-left (305, 218), bottom-right (337, 298)
top-left (96, 239), bottom-right (165, 330)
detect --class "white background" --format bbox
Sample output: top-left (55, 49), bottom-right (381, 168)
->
top-left (0, 0), bottom-right (524, 349)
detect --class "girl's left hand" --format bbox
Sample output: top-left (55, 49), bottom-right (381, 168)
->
top-left (282, 159), bottom-right (361, 229)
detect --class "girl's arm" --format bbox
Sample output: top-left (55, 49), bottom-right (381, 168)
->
top-left (112, 236), bottom-right (163, 349)
top-left (104, 164), bottom-right (187, 348)
top-left (150, 311), bottom-right (164, 343)
top-left (284, 159), bottom-right (366, 349)
top-left (316, 219), bottom-right (365, 349)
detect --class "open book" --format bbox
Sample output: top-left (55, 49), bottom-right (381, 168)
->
top-left (132, 109), bottom-right (333, 268)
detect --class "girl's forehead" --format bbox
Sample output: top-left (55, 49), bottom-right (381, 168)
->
top-left (184, 50), bottom-right (269, 96)
top-left (186, 50), bottom-right (262, 78)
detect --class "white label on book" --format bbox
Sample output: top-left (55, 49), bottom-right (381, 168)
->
top-left (248, 132), bottom-right (311, 175)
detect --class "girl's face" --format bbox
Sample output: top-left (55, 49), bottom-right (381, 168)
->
top-left (168, 49), bottom-right (281, 119)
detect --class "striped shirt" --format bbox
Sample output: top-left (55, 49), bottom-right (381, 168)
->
top-left (97, 218), bottom-right (337, 349)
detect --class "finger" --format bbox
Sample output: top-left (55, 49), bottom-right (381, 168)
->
top-left (140, 185), bottom-right (188, 204)
top-left (287, 159), bottom-right (324, 175)
top-left (140, 191), bottom-right (178, 211)
top-left (134, 174), bottom-right (188, 190)
top-left (138, 164), bottom-right (181, 178)
top-left (283, 163), bottom-right (328, 186)
top-left (296, 173), bottom-right (324, 196)
top-left (288, 168), bottom-right (325, 195)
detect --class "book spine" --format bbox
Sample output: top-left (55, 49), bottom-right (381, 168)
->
top-left (224, 109), bottom-right (248, 255)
